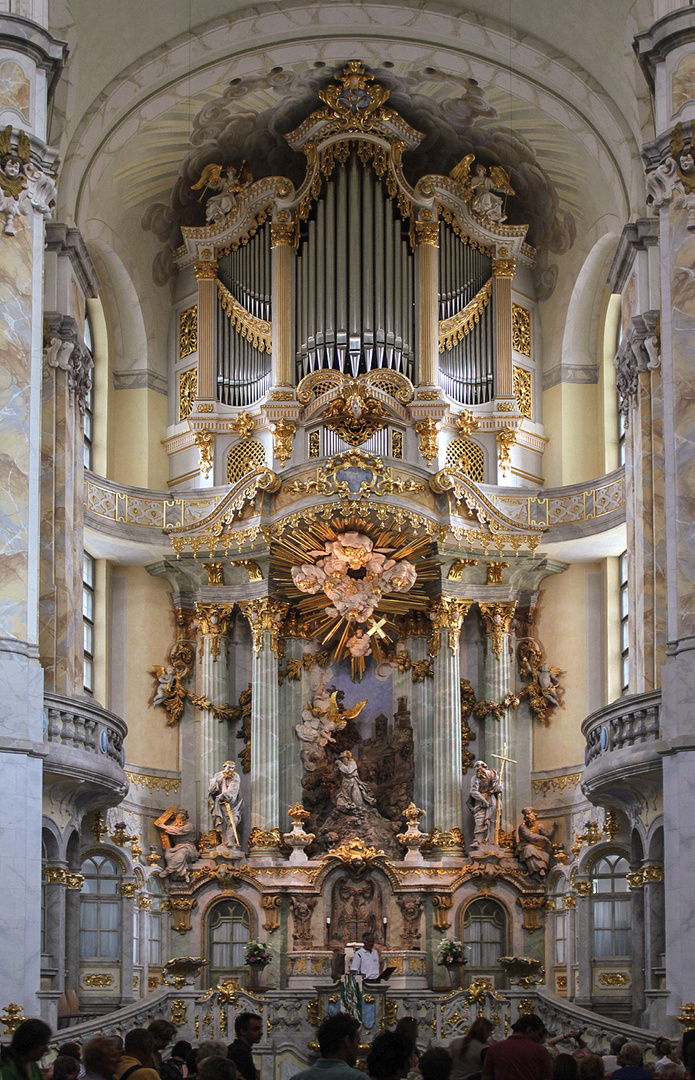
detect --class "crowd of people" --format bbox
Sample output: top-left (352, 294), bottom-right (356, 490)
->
top-left (2, 1010), bottom-right (695, 1080)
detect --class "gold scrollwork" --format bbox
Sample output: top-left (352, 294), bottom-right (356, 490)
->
top-left (324, 837), bottom-right (385, 875)
top-left (513, 366), bottom-right (532, 419)
top-left (285, 448), bottom-right (423, 500)
top-left (179, 306), bottom-right (198, 359)
top-left (428, 597), bottom-right (472, 656)
top-left (597, 972), bottom-right (630, 987)
top-left (492, 257), bottom-right (516, 278)
top-left (194, 429), bottom-right (214, 479)
top-left (44, 866), bottom-right (67, 884)
top-left (320, 378), bottom-right (389, 446)
top-left (65, 873), bottom-right (85, 890)
top-left (415, 417), bottom-right (441, 465)
top-left (83, 973), bottom-right (115, 988)
top-left (270, 418), bottom-right (296, 464)
top-left (194, 260), bottom-right (218, 281)
top-left (217, 279), bottom-right (272, 352)
top-left (439, 280), bottom-right (492, 351)
top-left (171, 999), bottom-right (188, 1026)
top-left (512, 304), bottom-right (531, 357)
top-left (260, 894), bottom-right (283, 932)
top-left (179, 369), bottom-right (197, 421)
top-left (195, 603), bottom-right (235, 662)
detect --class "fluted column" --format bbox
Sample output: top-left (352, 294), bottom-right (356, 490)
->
top-left (400, 629), bottom-right (433, 823)
top-left (271, 222), bottom-right (295, 387)
top-left (492, 257), bottom-right (515, 399)
top-left (241, 599), bottom-right (288, 856)
top-left (479, 602), bottom-right (517, 836)
top-left (427, 599), bottom-right (471, 854)
top-left (194, 603), bottom-right (234, 830)
top-left (194, 259), bottom-right (218, 400)
top-left (415, 221), bottom-right (440, 386)
top-left (278, 630), bottom-right (311, 813)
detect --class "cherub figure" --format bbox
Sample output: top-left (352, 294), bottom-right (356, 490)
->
top-left (0, 125), bottom-right (29, 235)
top-left (192, 160), bottom-right (253, 223)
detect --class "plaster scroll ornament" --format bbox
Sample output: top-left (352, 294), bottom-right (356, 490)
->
top-left (466, 760), bottom-right (501, 848)
top-left (646, 123), bottom-right (695, 229)
top-left (0, 125), bottom-right (56, 235)
top-left (154, 807), bottom-right (200, 883)
top-left (191, 159), bottom-right (254, 223)
top-left (207, 760), bottom-right (243, 850)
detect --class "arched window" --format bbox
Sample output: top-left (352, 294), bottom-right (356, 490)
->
top-left (148, 876), bottom-right (163, 967)
top-left (591, 854), bottom-right (631, 958)
top-left (461, 898), bottom-right (507, 983)
top-left (208, 900), bottom-right (251, 986)
top-left (80, 854), bottom-right (121, 959)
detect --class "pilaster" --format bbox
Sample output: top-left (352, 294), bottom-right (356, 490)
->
top-left (415, 221), bottom-right (439, 386)
top-left (479, 601), bottom-right (517, 834)
top-left (270, 222), bottom-right (294, 387)
top-left (194, 603), bottom-right (233, 830)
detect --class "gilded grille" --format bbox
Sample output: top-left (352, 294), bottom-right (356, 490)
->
top-left (226, 439), bottom-right (265, 484)
top-left (445, 437), bottom-right (485, 483)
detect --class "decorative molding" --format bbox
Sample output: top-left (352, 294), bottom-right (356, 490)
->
top-left (43, 313), bottom-right (93, 416)
top-left (512, 304), bottom-right (531, 356)
top-left (513, 366), bottom-right (532, 419)
top-left (614, 310), bottom-right (661, 421)
top-left (531, 773), bottom-right (582, 797)
top-left (112, 370), bottom-right (168, 394)
top-left (439, 281), bottom-right (492, 351)
top-left (194, 429), bottom-right (214, 479)
top-left (83, 973), bottom-right (115, 988)
top-left (178, 368), bottom-right (197, 422)
top-left (217, 278), bottom-right (272, 353)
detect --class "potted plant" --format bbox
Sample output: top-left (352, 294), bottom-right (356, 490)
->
top-left (436, 938), bottom-right (468, 989)
top-left (244, 939), bottom-right (273, 990)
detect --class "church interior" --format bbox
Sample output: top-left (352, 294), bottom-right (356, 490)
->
top-left (2, 0), bottom-right (694, 1068)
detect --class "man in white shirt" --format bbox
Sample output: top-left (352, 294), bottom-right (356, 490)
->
top-left (350, 933), bottom-right (382, 980)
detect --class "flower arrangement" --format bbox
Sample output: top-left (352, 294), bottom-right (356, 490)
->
top-left (244, 939), bottom-right (273, 966)
top-left (436, 938), bottom-right (467, 966)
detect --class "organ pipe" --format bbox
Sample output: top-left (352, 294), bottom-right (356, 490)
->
top-left (437, 221), bottom-right (494, 404)
top-left (294, 152), bottom-right (415, 381)
top-left (216, 222), bottom-right (272, 406)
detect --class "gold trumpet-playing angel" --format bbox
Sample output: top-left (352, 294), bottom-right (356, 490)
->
top-left (191, 159), bottom-right (254, 223)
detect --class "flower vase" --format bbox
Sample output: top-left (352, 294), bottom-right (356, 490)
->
top-left (248, 961), bottom-right (268, 990)
top-left (445, 962), bottom-right (465, 990)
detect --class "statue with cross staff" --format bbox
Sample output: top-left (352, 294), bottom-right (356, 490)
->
top-left (490, 742), bottom-right (517, 846)
top-left (467, 759), bottom-right (502, 848)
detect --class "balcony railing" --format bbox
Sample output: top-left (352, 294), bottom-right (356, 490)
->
top-left (44, 692), bottom-right (128, 802)
top-left (582, 691), bottom-right (661, 766)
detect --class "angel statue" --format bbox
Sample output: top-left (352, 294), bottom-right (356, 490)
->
top-left (191, 160), bottom-right (254, 223)
top-left (449, 153), bottom-right (514, 224)
top-left (0, 125), bottom-right (29, 235)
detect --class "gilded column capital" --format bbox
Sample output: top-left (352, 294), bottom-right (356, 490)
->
top-left (414, 221), bottom-right (440, 246)
top-left (194, 603), bottom-right (234, 662)
top-left (479, 601), bottom-right (517, 658)
top-left (270, 222), bottom-right (297, 248)
top-left (44, 865), bottom-right (67, 885)
top-left (194, 259), bottom-right (218, 280)
top-left (428, 597), bottom-right (473, 655)
top-left (241, 598), bottom-right (290, 657)
top-left (492, 257), bottom-right (516, 278)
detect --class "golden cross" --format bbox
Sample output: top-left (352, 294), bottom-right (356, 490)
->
top-left (367, 617), bottom-right (387, 639)
top-left (490, 741), bottom-right (517, 847)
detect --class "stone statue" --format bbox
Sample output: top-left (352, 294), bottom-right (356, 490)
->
top-left (466, 760), bottom-right (501, 847)
top-left (295, 658), bottom-right (365, 772)
top-left (191, 160), bottom-right (254, 223)
top-left (470, 163), bottom-right (514, 223)
top-left (154, 807), bottom-right (199, 883)
top-left (208, 760), bottom-right (243, 849)
top-left (290, 895), bottom-right (317, 947)
top-left (516, 807), bottom-right (556, 878)
top-left (334, 750), bottom-right (377, 813)
top-left (538, 664), bottom-right (561, 707)
top-left (396, 894), bottom-right (423, 949)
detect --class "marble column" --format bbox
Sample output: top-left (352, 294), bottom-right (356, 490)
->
top-left (479, 602), bottom-right (517, 836)
top-left (278, 632), bottom-right (311, 816)
top-left (0, 11), bottom-right (65, 1016)
top-left (44, 866), bottom-right (68, 991)
top-left (241, 599), bottom-right (288, 856)
top-left (270, 223), bottom-right (294, 387)
top-left (415, 221), bottom-right (439, 386)
top-left (194, 604), bottom-right (234, 831)
top-left (401, 633), bottom-right (433, 824)
top-left (636, 9), bottom-right (695, 1015)
top-left (427, 600), bottom-right (470, 854)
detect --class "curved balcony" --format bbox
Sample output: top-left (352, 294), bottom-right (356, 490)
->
top-left (581, 690), bottom-right (662, 806)
top-left (44, 692), bottom-right (128, 811)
